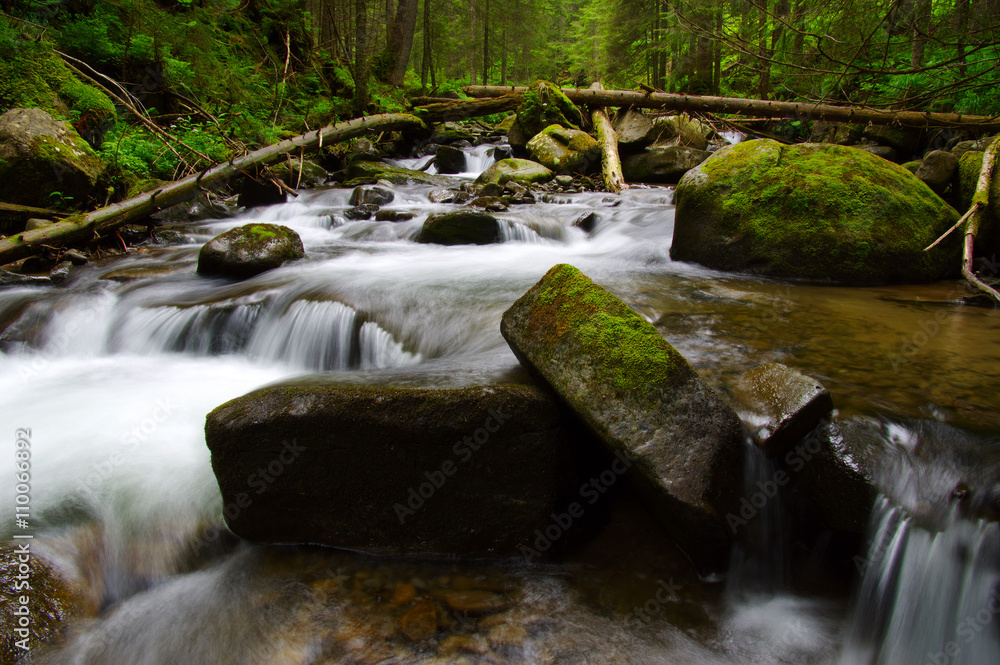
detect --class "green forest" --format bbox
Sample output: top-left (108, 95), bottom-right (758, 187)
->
top-left (2, 0), bottom-right (998, 202)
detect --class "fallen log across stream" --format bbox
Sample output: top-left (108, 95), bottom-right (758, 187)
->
top-left (0, 113), bottom-right (428, 266)
top-left (463, 85), bottom-right (1000, 131)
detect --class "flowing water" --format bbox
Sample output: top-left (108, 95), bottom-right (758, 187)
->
top-left (2, 143), bottom-right (1000, 664)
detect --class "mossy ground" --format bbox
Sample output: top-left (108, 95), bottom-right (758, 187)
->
top-left (674, 140), bottom-right (962, 284)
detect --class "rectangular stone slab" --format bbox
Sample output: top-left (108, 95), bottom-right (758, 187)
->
top-left (500, 264), bottom-right (745, 574)
top-left (205, 383), bottom-right (577, 557)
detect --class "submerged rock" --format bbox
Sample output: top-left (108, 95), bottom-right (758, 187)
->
top-left (526, 124), bottom-right (601, 174)
top-left (349, 185), bottom-right (395, 206)
top-left (476, 158), bottom-right (554, 187)
top-left (500, 264), bottom-right (745, 575)
top-left (197, 223), bottom-right (304, 279)
top-left (418, 210), bottom-right (502, 245)
top-left (622, 146), bottom-right (711, 184)
top-left (733, 362), bottom-right (833, 457)
top-left (1, 546), bottom-right (82, 658)
top-left (671, 140), bottom-right (961, 284)
top-left (204, 384), bottom-right (579, 556)
top-left (0, 107), bottom-right (105, 209)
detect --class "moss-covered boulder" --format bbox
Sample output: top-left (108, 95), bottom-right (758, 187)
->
top-left (197, 223), bottom-right (305, 279)
top-left (500, 264), bottom-right (746, 575)
top-left (418, 210), bottom-right (502, 245)
top-left (204, 383), bottom-right (580, 556)
top-left (0, 108), bottom-right (105, 209)
top-left (622, 146), bottom-right (712, 184)
top-left (476, 158), bottom-right (554, 187)
top-left (515, 80), bottom-right (583, 141)
top-left (957, 148), bottom-right (1000, 255)
top-left (671, 140), bottom-right (962, 284)
top-left (345, 160), bottom-right (452, 186)
top-left (526, 124), bottom-right (601, 174)
top-left (914, 149), bottom-right (958, 195)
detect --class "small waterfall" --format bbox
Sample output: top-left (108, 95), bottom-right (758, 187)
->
top-left (499, 218), bottom-right (547, 243)
top-left (726, 441), bottom-right (791, 599)
top-left (840, 498), bottom-right (1000, 665)
top-left (247, 299), bottom-right (359, 368)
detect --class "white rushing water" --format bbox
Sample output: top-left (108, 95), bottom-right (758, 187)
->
top-left (1, 142), bottom-right (997, 664)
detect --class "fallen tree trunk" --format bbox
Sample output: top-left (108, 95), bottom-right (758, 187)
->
top-left (412, 93), bottom-right (521, 124)
top-left (464, 85), bottom-right (1000, 130)
top-left (0, 113), bottom-right (427, 266)
top-left (589, 83), bottom-right (627, 194)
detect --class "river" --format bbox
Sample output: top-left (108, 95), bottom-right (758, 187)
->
top-left (1, 143), bottom-right (998, 664)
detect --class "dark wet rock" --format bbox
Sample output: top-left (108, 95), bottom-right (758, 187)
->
top-left (345, 204), bottom-right (380, 220)
top-left (622, 146), bottom-right (711, 184)
top-left (0, 269), bottom-right (51, 287)
top-left (1, 546), bottom-right (82, 658)
top-left (62, 249), bottom-right (88, 265)
top-left (671, 140), bottom-right (961, 284)
top-left (500, 264), bottom-right (746, 575)
top-left (100, 264), bottom-right (186, 283)
top-left (49, 262), bottom-right (72, 285)
top-left (789, 418), bottom-right (883, 534)
top-left (527, 125), bottom-right (601, 174)
top-left (428, 188), bottom-right (460, 203)
top-left (915, 150), bottom-right (959, 195)
top-left (515, 80), bottom-right (584, 140)
top-left (204, 384), bottom-right (579, 556)
top-left (476, 158), bottom-right (554, 187)
top-left (733, 362), bottom-right (834, 457)
top-left (507, 118), bottom-right (530, 153)
top-left (902, 160), bottom-right (922, 174)
top-left (375, 210), bottom-right (416, 222)
top-left (612, 107), bottom-right (655, 152)
top-left (346, 160), bottom-right (452, 187)
top-left (855, 144), bottom-right (899, 163)
top-left (468, 196), bottom-right (509, 213)
top-left (197, 223), bottom-right (305, 279)
top-left (239, 159), bottom-right (328, 209)
top-left (489, 145), bottom-right (513, 162)
top-left (400, 598), bottom-right (438, 641)
top-left (434, 144), bottom-right (468, 174)
top-left (572, 212), bottom-right (600, 233)
top-left (418, 210), bottom-right (502, 245)
top-left (862, 124), bottom-right (924, 158)
top-left (350, 185), bottom-right (395, 206)
top-left (0, 108), bottom-right (105, 209)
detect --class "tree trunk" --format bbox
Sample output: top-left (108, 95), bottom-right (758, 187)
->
top-left (953, 0), bottom-right (971, 75)
top-left (0, 114), bottom-right (428, 266)
top-left (421, 0), bottom-right (431, 91)
top-left (412, 94), bottom-right (521, 122)
top-left (355, 0), bottom-right (370, 113)
top-left (911, 0), bottom-right (931, 68)
top-left (589, 83), bottom-right (627, 194)
top-left (385, 0), bottom-right (419, 86)
top-left (482, 0), bottom-right (489, 86)
top-left (463, 85), bottom-right (1000, 130)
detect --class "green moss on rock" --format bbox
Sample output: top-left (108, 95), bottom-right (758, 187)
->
top-left (515, 80), bottom-right (583, 141)
top-left (526, 124), bottom-right (601, 174)
top-left (476, 158), bottom-right (554, 186)
top-left (197, 223), bottom-right (305, 279)
top-left (346, 160), bottom-right (452, 186)
top-left (672, 140), bottom-right (961, 284)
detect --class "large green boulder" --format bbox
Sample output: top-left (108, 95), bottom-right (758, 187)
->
top-left (671, 140), bottom-right (962, 284)
top-left (526, 124), bottom-right (601, 174)
top-left (500, 264), bottom-right (746, 575)
top-left (476, 158), bottom-right (554, 186)
top-left (345, 160), bottom-right (452, 186)
top-left (0, 108), bottom-right (105, 209)
top-left (204, 383), bottom-right (580, 557)
top-left (515, 80), bottom-right (583, 141)
top-left (197, 223), bottom-right (305, 279)
top-left (417, 210), bottom-right (502, 245)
